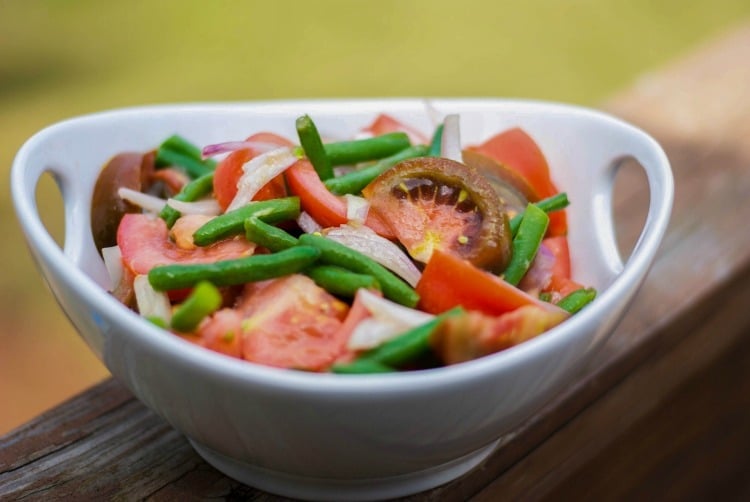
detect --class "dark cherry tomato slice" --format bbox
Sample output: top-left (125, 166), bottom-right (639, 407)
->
top-left (462, 150), bottom-right (538, 218)
top-left (362, 157), bottom-right (512, 273)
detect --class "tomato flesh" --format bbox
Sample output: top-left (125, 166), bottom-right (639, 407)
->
top-left (362, 113), bottom-right (428, 145)
top-left (363, 157), bottom-right (511, 272)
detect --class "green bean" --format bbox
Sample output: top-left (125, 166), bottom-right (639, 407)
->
top-left (244, 217), bottom-right (299, 252)
top-left (510, 192), bottom-right (569, 236)
top-left (323, 145), bottom-right (428, 195)
top-left (298, 233), bottom-right (419, 307)
top-left (158, 134), bottom-right (207, 162)
top-left (331, 307), bottom-right (463, 373)
top-left (155, 148), bottom-right (215, 179)
top-left (306, 265), bottom-right (380, 298)
top-left (427, 123), bottom-right (444, 157)
top-left (146, 316), bottom-right (169, 329)
top-left (503, 203), bottom-right (549, 285)
top-left (193, 197), bottom-right (300, 246)
top-left (324, 132), bottom-right (411, 166)
top-left (296, 114), bottom-right (334, 181)
top-left (170, 281), bottom-right (222, 333)
top-left (159, 172), bottom-right (215, 228)
top-left (148, 245), bottom-right (320, 290)
top-left (331, 359), bottom-right (396, 374)
top-left (557, 287), bottom-right (597, 314)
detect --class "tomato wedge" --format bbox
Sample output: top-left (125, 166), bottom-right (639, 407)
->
top-left (469, 127), bottom-right (567, 236)
top-left (363, 157), bottom-right (511, 272)
top-left (213, 132), bottom-right (292, 211)
top-left (416, 249), bottom-right (555, 316)
top-left (285, 159), bottom-right (395, 238)
top-left (235, 275), bottom-right (350, 371)
top-left (362, 113), bottom-right (428, 145)
top-left (540, 236), bottom-right (583, 299)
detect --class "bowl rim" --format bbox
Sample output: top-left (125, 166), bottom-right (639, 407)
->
top-left (11, 97), bottom-right (673, 395)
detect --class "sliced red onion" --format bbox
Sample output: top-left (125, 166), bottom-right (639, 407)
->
top-left (325, 224), bottom-right (421, 286)
top-left (101, 245), bottom-right (123, 291)
top-left (441, 114), bottom-right (463, 162)
top-left (201, 140), bottom-right (283, 158)
top-left (519, 243), bottom-right (555, 293)
top-left (345, 194), bottom-right (370, 225)
top-left (226, 147), bottom-right (298, 212)
top-left (166, 198), bottom-right (222, 216)
top-left (297, 211), bottom-right (322, 234)
top-left (133, 275), bottom-right (172, 323)
top-left (118, 187), bottom-right (166, 214)
top-left (347, 289), bottom-right (434, 350)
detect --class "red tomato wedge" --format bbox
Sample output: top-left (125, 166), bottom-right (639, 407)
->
top-left (416, 249), bottom-right (556, 316)
top-left (362, 113), bottom-right (428, 145)
top-left (235, 275), bottom-right (350, 371)
top-left (469, 127), bottom-right (567, 236)
top-left (117, 213), bottom-right (256, 275)
top-left (540, 236), bottom-right (584, 298)
top-left (213, 132), bottom-right (292, 211)
top-left (285, 159), bottom-right (396, 239)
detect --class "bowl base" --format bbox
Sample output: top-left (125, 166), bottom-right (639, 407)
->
top-left (189, 438), bottom-right (500, 501)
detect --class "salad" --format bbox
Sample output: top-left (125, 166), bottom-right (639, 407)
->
top-left (92, 112), bottom-right (596, 373)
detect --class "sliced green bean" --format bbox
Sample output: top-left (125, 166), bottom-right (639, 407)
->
top-left (331, 359), bottom-right (396, 374)
top-left (155, 148), bottom-right (215, 179)
top-left (158, 134), bottom-right (206, 161)
top-left (193, 197), bottom-right (300, 246)
top-left (296, 114), bottom-right (334, 181)
top-left (324, 145), bottom-right (428, 195)
top-left (324, 132), bottom-right (411, 166)
top-left (306, 265), bottom-right (380, 298)
top-left (510, 192), bottom-right (569, 236)
top-left (427, 123), bottom-right (444, 157)
top-left (503, 203), bottom-right (550, 285)
top-left (298, 233), bottom-right (419, 307)
top-left (148, 245), bottom-right (320, 290)
top-left (331, 307), bottom-right (463, 373)
top-left (170, 281), bottom-right (222, 332)
top-left (159, 172), bottom-right (215, 228)
top-left (244, 217), bottom-right (299, 252)
top-left (557, 287), bottom-right (597, 314)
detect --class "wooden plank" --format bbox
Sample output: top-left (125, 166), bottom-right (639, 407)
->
top-left (2, 23), bottom-right (750, 501)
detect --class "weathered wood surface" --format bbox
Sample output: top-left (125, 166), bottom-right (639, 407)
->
top-left (3, 24), bottom-right (750, 501)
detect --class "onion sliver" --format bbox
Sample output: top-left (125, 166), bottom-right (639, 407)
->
top-left (441, 114), bottom-right (462, 162)
top-left (325, 224), bottom-right (421, 287)
top-left (226, 147), bottom-right (298, 212)
top-left (117, 187), bottom-right (166, 214)
top-left (166, 198), bottom-right (222, 216)
top-left (101, 245), bottom-right (123, 291)
top-left (134, 275), bottom-right (172, 323)
top-left (202, 140), bottom-right (283, 158)
top-left (345, 194), bottom-right (370, 225)
top-left (297, 211), bottom-right (322, 234)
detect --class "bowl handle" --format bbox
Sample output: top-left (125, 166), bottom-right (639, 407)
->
top-left (12, 151), bottom-right (110, 288)
top-left (589, 124), bottom-right (674, 278)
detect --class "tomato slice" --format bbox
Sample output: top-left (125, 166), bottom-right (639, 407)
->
top-left (235, 275), bottom-right (350, 371)
top-left (416, 249), bottom-right (555, 316)
top-left (468, 127), bottom-right (567, 236)
top-left (363, 157), bottom-right (511, 272)
top-left (431, 305), bottom-right (568, 365)
top-left (285, 159), bottom-right (395, 238)
top-left (362, 113), bottom-right (428, 145)
top-left (213, 132), bottom-right (292, 211)
top-left (117, 213), bottom-right (256, 275)
top-left (539, 236), bottom-right (583, 299)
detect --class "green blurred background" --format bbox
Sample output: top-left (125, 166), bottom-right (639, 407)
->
top-left (2, 0), bottom-right (749, 434)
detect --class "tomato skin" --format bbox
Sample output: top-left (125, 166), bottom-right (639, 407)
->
top-left (285, 159), bottom-right (395, 238)
top-left (362, 114), bottom-right (428, 145)
top-left (416, 249), bottom-right (555, 316)
top-left (236, 275), bottom-right (350, 371)
top-left (212, 132), bottom-right (292, 211)
top-left (469, 127), bottom-right (567, 236)
top-left (117, 213), bottom-right (256, 275)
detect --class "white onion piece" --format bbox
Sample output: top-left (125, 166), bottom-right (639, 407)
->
top-left (519, 243), bottom-right (555, 293)
top-left (117, 187), bottom-right (166, 214)
top-left (101, 245), bottom-right (123, 291)
top-left (226, 147), bottom-right (298, 212)
top-left (441, 114), bottom-right (462, 162)
top-left (345, 194), bottom-right (370, 225)
top-left (133, 275), bottom-right (172, 323)
top-left (347, 289), bottom-right (434, 350)
top-left (325, 225), bottom-right (421, 286)
top-left (166, 198), bottom-right (222, 216)
top-left (202, 140), bottom-right (283, 158)
top-left (422, 99), bottom-right (443, 128)
top-left (297, 211), bottom-right (322, 234)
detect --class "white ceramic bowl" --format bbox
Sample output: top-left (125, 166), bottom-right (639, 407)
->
top-left (11, 99), bottom-right (672, 501)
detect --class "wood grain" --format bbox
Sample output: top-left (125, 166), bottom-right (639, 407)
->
top-left (2, 23), bottom-right (750, 501)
